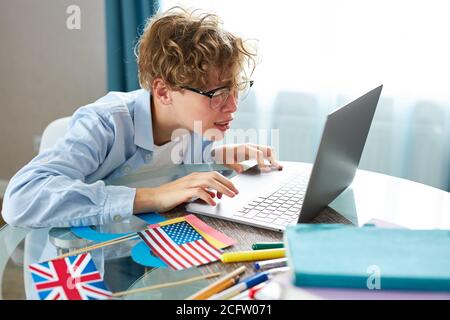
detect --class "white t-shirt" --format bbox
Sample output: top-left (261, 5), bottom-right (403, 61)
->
top-left (136, 134), bottom-right (189, 174)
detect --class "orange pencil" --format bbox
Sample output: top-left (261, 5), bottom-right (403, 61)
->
top-left (186, 266), bottom-right (246, 300)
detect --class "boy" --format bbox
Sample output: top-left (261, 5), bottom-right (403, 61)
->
top-left (2, 7), bottom-right (282, 228)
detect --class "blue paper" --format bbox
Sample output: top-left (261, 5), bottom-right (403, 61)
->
top-left (70, 212), bottom-right (166, 242)
top-left (130, 241), bottom-right (168, 268)
top-left (70, 212), bottom-right (168, 268)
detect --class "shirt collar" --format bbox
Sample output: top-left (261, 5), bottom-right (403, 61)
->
top-left (133, 89), bottom-right (154, 152)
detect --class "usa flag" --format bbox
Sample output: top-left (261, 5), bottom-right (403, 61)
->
top-left (28, 253), bottom-right (112, 300)
top-left (138, 221), bottom-right (222, 270)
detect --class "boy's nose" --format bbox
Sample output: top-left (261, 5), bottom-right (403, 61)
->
top-left (222, 92), bottom-right (238, 113)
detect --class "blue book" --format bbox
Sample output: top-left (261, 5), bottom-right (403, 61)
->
top-left (284, 224), bottom-right (450, 291)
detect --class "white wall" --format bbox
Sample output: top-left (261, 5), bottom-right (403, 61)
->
top-left (0, 0), bottom-right (107, 183)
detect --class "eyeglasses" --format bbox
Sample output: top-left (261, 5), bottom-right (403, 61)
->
top-left (181, 80), bottom-right (254, 110)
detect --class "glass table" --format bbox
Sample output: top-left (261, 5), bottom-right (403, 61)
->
top-left (1, 162), bottom-right (449, 299)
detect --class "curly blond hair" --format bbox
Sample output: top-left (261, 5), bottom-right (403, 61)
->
top-left (136, 7), bottom-right (257, 91)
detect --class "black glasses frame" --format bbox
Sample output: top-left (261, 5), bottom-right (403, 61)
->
top-left (181, 80), bottom-right (254, 99)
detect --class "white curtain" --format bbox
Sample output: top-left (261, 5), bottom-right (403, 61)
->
top-left (161, 0), bottom-right (450, 191)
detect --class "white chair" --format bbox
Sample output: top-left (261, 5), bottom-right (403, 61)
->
top-left (1, 117), bottom-right (70, 266)
top-left (39, 117), bottom-right (71, 154)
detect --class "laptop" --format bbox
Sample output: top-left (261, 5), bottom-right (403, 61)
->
top-left (186, 85), bottom-right (383, 232)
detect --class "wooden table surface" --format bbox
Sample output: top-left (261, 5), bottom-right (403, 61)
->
top-left (162, 206), bottom-right (352, 280)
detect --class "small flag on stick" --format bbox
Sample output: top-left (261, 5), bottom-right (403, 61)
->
top-left (138, 221), bottom-right (222, 270)
top-left (28, 253), bottom-right (112, 300)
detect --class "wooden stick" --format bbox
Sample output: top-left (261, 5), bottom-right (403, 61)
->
top-left (186, 266), bottom-right (247, 300)
top-left (55, 233), bottom-right (140, 259)
top-left (111, 272), bottom-right (222, 297)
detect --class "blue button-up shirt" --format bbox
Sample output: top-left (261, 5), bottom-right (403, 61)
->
top-left (2, 89), bottom-right (213, 228)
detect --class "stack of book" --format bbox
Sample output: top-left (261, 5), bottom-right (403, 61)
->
top-left (255, 221), bottom-right (450, 299)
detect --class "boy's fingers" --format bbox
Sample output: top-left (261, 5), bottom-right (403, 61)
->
top-left (247, 146), bottom-right (270, 172)
top-left (254, 145), bottom-right (283, 170)
top-left (190, 174), bottom-right (236, 198)
top-left (192, 188), bottom-right (216, 206)
top-left (211, 171), bottom-right (239, 194)
top-left (206, 190), bottom-right (216, 198)
top-left (224, 163), bottom-right (244, 174)
top-left (208, 179), bottom-right (236, 197)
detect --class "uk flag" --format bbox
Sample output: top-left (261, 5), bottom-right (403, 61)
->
top-left (28, 253), bottom-right (112, 300)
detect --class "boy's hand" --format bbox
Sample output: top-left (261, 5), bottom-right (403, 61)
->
top-left (133, 171), bottom-right (239, 213)
top-left (211, 143), bottom-right (283, 173)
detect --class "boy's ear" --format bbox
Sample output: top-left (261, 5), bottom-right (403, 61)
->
top-left (152, 78), bottom-right (172, 105)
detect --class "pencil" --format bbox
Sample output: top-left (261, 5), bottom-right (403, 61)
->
top-left (112, 272), bottom-right (222, 298)
top-left (253, 257), bottom-right (288, 271)
top-left (186, 266), bottom-right (246, 300)
top-left (252, 242), bottom-right (284, 250)
top-left (220, 249), bottom-right (286, 263)
top-left (55, 233), bottom-right (139, 259)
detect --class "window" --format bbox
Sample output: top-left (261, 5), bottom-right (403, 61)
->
top-left (160, 0), bottom-right (450, 191)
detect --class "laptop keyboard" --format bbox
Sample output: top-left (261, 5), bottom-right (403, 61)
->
top-left (233, 172), bottom-right (309, 226)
